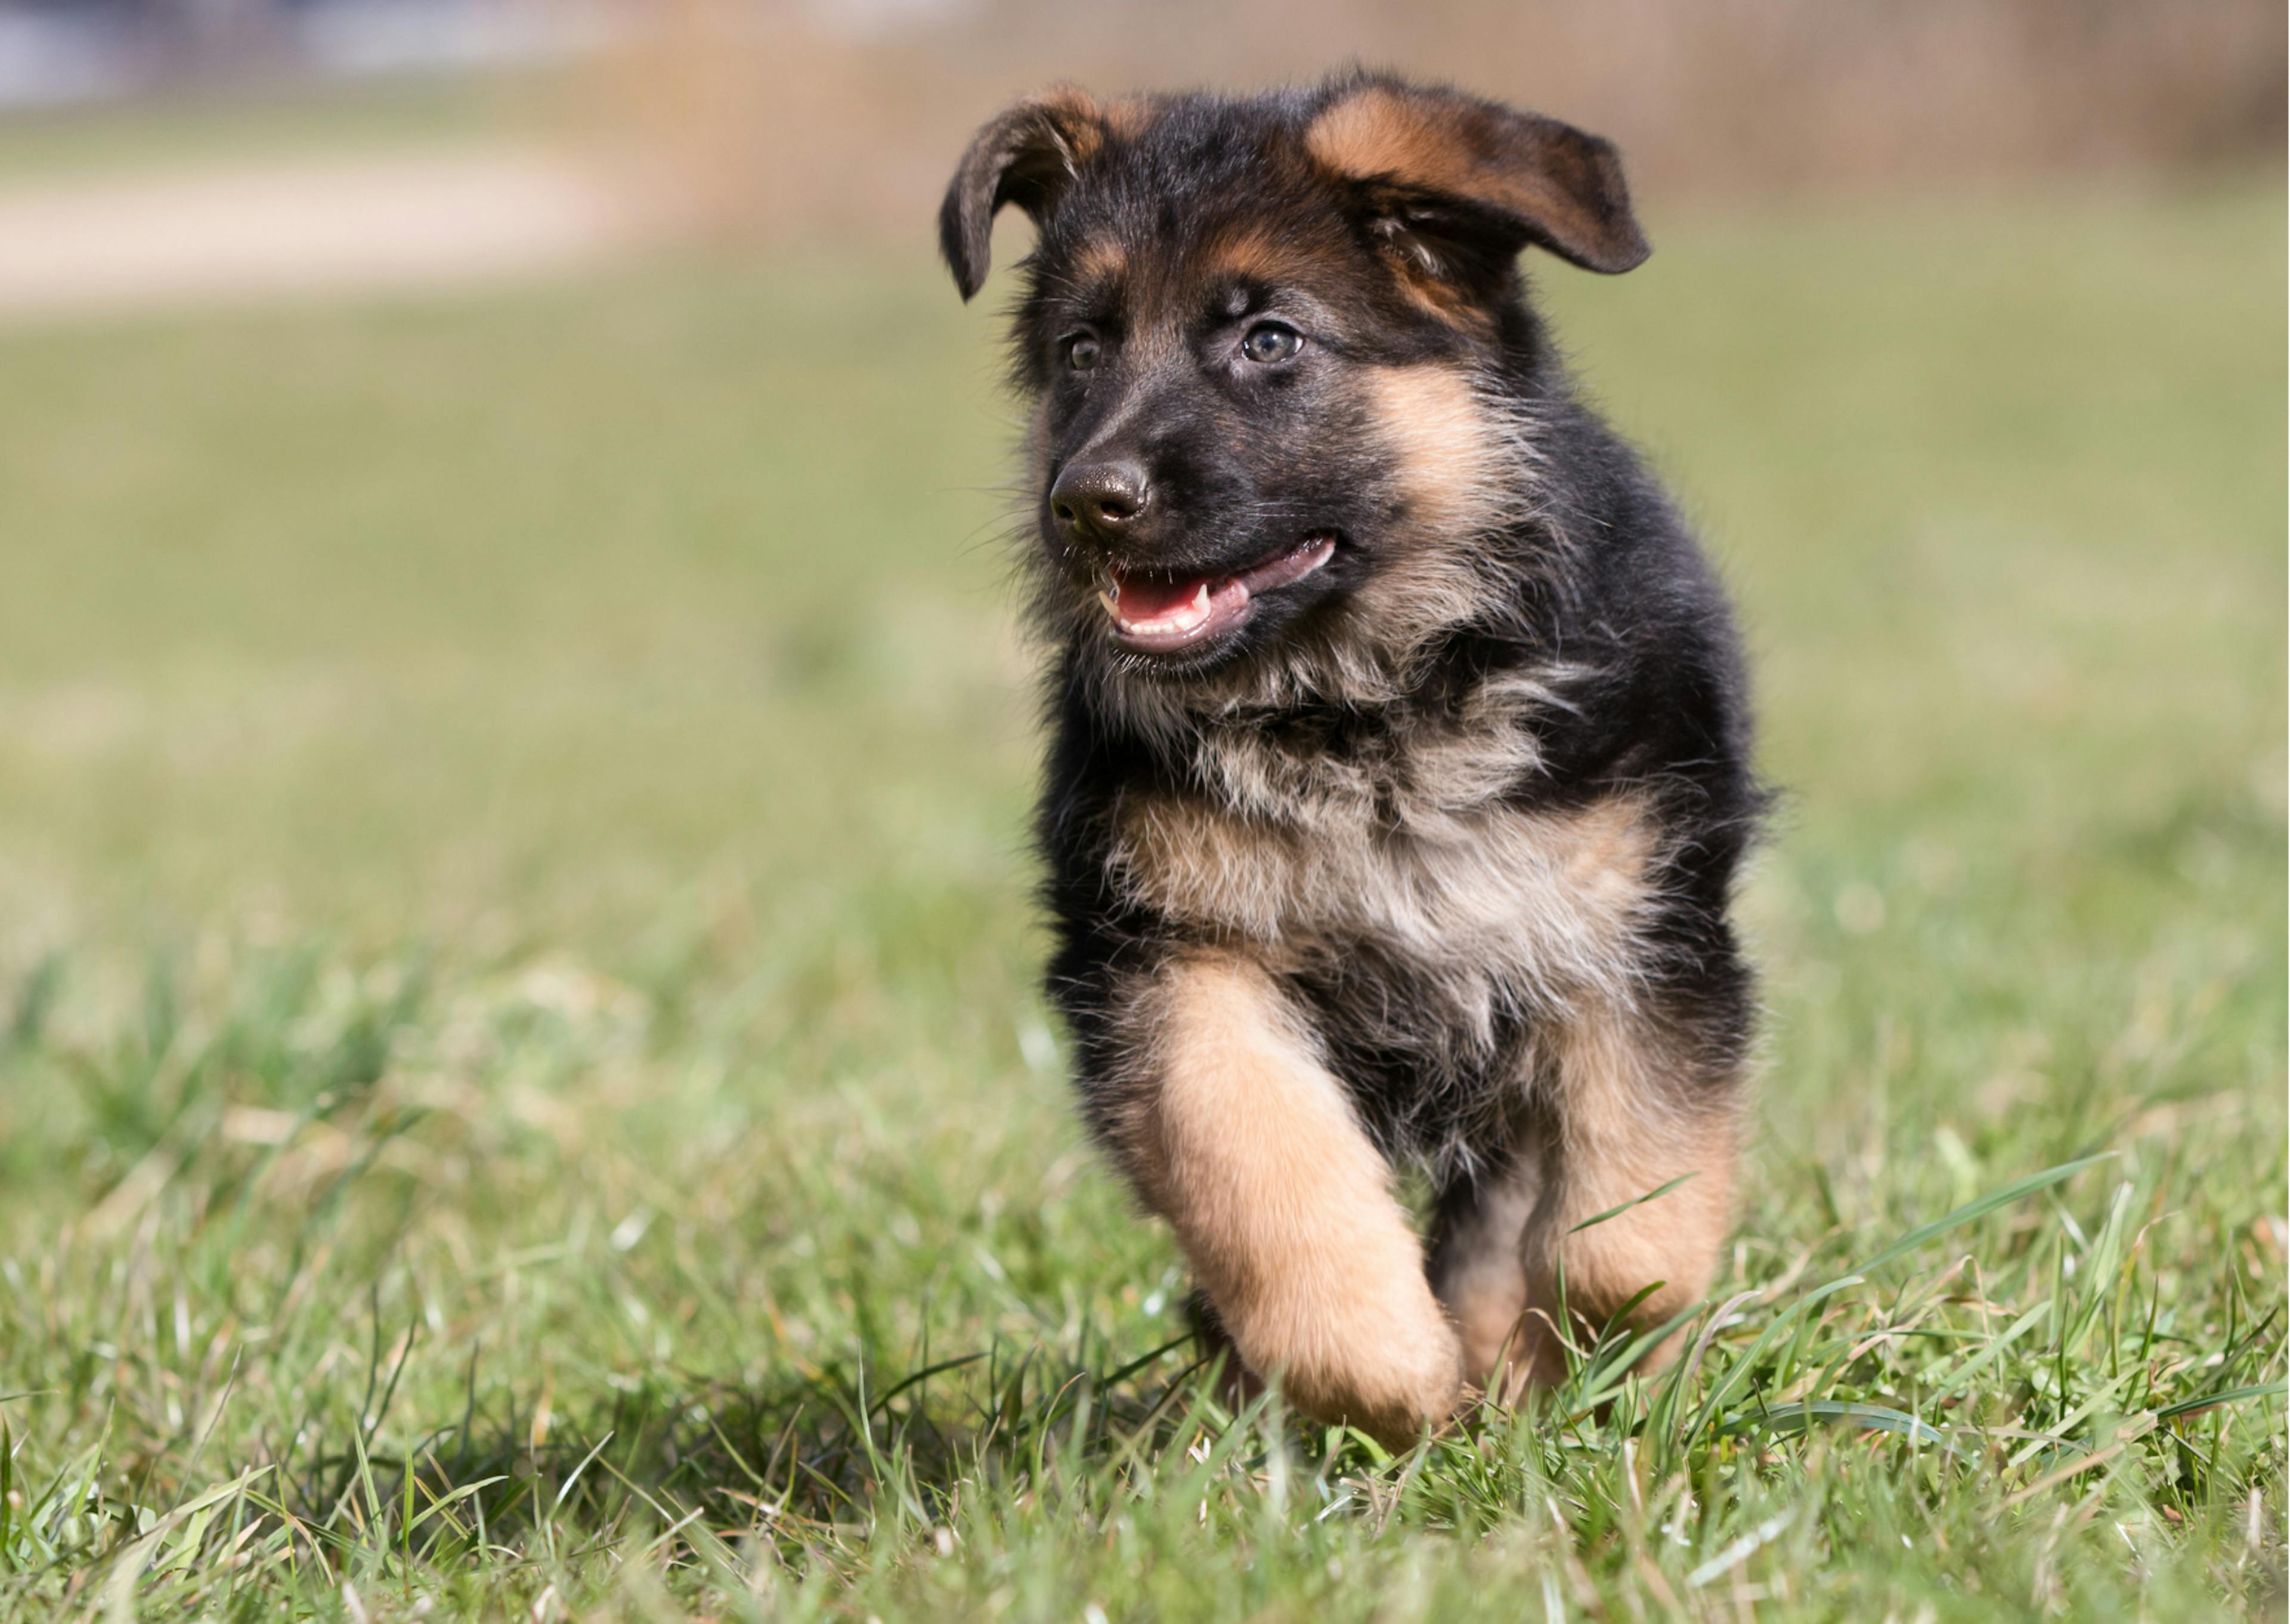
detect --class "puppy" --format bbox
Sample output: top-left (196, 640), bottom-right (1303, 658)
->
top-left (940, 70), bottom-right (1761, 1446)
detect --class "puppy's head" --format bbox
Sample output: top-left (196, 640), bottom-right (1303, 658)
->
top-left (940, 73), bottom-right (1646, 687)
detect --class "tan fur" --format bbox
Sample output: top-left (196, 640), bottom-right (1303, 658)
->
top-left (1304, 84), bottom-right (1620, 275)
top-left (1067, 235), bottom-right (1127, 289)
top-left (1365, 364), bottom-right (1517, 536)
top-left (1513, 1003), bottom-right (1740, 1387)
top-left (1032, 85), bottom-right (1109, 168)
top-left (1109, 788), bottom-right (1656, 1034)
top-left (1305, 86), bottom-right (1481, 200)
top-left (1382, 253), bottom-right (1498, 332)
top-left (1199, 224), bottom-right (1300, 287)
top-left (1109, 953), bottom-right (1462, 1445)
top-left (1351, 364), bottom-right (1545, 647)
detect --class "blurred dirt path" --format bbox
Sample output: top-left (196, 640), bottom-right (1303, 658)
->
top-left (0, 148), bottom-right (637, 321)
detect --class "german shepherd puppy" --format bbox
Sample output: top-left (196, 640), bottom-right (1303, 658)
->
top-left (940, 71), bottom-right (1760, 1446)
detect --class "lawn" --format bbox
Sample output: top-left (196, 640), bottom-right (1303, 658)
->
top-left (0, 174), bottom-right (2282, 1621)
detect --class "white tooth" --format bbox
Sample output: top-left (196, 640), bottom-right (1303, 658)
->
top-left (1158, 585), bottom-right (1211, 632)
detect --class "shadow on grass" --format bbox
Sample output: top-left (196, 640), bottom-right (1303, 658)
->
top-left (275, 1330), bottom-right (1218, 1564)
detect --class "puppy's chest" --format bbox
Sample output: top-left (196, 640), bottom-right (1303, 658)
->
top-left (1101, 706), bottom-right (1655, 1002)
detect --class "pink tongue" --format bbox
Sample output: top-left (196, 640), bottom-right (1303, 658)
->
top-left (1112, 573), bottom-right (1214, 621)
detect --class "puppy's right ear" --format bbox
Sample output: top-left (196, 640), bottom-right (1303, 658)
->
top-left (1307, 78), bottom-right (1649, 280)
top-left (939, 88), bottom-right (1108, 300)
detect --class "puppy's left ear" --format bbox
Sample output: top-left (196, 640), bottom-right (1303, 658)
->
top-left (939, 87), bottom-right (1110, 301)
top-left (1307, 79), bottom-right (1649, 281)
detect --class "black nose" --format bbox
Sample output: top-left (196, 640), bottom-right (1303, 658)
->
top-left (1050, 458), bottom-right (1149, 543)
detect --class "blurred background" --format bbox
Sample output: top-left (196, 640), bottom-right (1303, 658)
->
top-left (0, 0), bottom-right (2282, 308)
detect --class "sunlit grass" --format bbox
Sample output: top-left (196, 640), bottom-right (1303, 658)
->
top-left (0, 178), bottom-right (2281, 1620)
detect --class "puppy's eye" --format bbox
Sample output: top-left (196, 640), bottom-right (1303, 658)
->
top-left (1064, 334), bottom-right (1101, 371)
top-left (1240, 322), bottom-right (1303, 364)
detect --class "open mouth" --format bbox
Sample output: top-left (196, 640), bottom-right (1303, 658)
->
top-left (1098, 532), bottom-right (1338, 655)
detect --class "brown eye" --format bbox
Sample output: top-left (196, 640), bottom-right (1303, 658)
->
top-left (1241, 322), bottom-right (1302, 364)
top-left (1065, 334), bottom-right (1101, 371)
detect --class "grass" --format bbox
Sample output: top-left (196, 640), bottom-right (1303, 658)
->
top-left (0, 173), bottom-right (2282, 1620)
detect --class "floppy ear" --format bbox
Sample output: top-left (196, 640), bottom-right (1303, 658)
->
top-left (939, 88), bottom-right (1110, 301)
top-left (1306, 79), bottom-right (1649, 280)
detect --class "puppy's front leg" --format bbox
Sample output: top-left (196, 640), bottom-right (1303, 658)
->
top-left (1109, 952), bottom-right (1462, 1447)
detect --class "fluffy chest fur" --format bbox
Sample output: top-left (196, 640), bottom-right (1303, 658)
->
top-left (1098, 671), bottom-right (1660, 1053)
